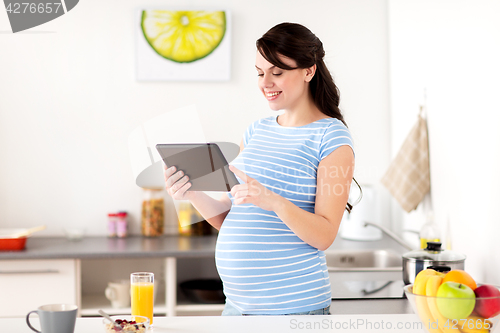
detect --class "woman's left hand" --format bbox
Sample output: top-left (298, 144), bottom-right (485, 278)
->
top-left (229, 165), bottom-right (281, 211)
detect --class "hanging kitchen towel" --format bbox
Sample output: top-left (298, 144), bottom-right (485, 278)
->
top-left (381, 112), bottom-right (430, 212)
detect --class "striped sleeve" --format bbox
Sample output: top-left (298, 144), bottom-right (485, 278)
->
top-left (319, 120), bottom-right (354, 160)
top-left (243, 120), bottom-right (258, 147)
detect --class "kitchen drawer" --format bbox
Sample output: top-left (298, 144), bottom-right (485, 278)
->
top-left (329, 271), bottom-right (405, 299)
top-left (0, 259), bottom-right (80, 318)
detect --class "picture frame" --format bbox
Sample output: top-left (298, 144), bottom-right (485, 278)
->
top-left (136, 9), bottom-right (231, 81)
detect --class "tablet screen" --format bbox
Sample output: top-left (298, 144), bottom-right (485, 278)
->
top-left (156, 143), bottom-right (239, 192)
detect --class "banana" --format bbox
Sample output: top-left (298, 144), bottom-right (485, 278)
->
top-left (416, 295), bottom-right (443, 333)
top-left (457, 315), bottom-right (492, 333)
top-left (414, 269), bottom-right (439, 294)
top-left (410, 283), bottom-right (442, 333)
top-left (412, 269), bottom-right (446, 332)
top-left (459, 326), bottom-right (489, 333)
top-left (415, 274), bottom-right (436, 295)
top-left (426, 275), bottom-right (443, 296)
top-left (414, 269), bottom-right (445, 294)
top-left (426, 275), bottom-right (458, 333)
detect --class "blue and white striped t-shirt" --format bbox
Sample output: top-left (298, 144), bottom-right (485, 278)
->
top-left (215, 115), bottom-right (354, 315)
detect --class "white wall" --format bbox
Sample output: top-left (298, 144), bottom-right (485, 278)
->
top-left (388, 0), bottom-right (500, 284)
top-left (0, 1), bottom-right (391, 236)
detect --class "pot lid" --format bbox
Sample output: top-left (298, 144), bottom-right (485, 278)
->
top-left (402, 241), bottom-right (466, 262)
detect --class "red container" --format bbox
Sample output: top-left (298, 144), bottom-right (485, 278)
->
top-left (0, 236), bottom-right (27, 251)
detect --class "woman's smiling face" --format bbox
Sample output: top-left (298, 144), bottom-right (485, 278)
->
top-left (255, 51), bottom-right (313, 112)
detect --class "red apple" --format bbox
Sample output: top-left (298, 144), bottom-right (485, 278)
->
top-left (474, 285), bottom-right (500, 318)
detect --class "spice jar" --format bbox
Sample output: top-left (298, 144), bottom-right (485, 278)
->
top-left (190, 208), bottom-right (212, 236)
top-left (116, 211), bottom-right (128, 238)
top-left (107, 213), bottom-right (117, 237)
top-left (178, 202), bottom-right (193, 236)
top-left (177, 201), bottom-right (211, 236)
top-left (141, 188), bottom-right (165, 237)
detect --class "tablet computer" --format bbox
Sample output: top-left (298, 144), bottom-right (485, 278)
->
top-left (156, 143), bottom-right (239, 192)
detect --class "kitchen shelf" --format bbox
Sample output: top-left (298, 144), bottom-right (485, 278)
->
top-left (80, 256), bottom-right (223, 317)
top-left (81, 253), bottom-right (225, 318)
top-left (175, 302), bottom-right (224, 312)
top-left (81, 293), bottom-right (165, 316)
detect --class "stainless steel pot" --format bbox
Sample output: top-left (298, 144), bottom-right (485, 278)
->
top-left (402, 242), bottom-right (466, 285)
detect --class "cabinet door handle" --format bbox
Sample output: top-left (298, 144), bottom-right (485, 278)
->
top-left (0, 269), bottom-right (60, 274)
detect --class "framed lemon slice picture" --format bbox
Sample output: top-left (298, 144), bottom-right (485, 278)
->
top-left (136, 10), bottom-right (231, 81)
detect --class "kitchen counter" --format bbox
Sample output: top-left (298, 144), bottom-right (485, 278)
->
top-left (1, 234), bottom-right (415, 316)
top-left (0, 235), bottom-right (219, 260)
top-left (0, 233), bottom-right (409, 260)
top-left (2, 314), bottom-right (425, 332)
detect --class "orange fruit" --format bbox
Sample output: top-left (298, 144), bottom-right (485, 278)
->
top-left (442, 269), bottom-right (477, 290)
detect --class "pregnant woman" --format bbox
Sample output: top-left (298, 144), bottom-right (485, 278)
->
top-left (164, 23), bottom-right (354, 315)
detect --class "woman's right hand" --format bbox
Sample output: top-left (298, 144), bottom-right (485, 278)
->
top-left (164, 165), bottom-right (193, 200)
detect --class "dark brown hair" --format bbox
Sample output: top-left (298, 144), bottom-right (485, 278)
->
top-left (256, 22), bottom-right (346, 126)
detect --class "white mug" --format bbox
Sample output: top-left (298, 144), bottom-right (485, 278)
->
top-left (105, 280), bottom-right (130, 308)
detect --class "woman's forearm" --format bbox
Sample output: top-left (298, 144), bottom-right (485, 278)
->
top-left (188, 191), bottom-right (231, 231)
top-left (272, 196), bottom-right (340, 251)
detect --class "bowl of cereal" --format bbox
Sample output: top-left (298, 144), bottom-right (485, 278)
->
top-left (102, 315), bottom-right (149, 333)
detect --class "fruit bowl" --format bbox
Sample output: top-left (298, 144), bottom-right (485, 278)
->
top-left (102, 315), bottom-right (149, 333)
top-left (405, 284), bottom-right (500, 333)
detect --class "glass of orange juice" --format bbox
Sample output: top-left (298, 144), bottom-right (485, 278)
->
top-left (131, 272), bottom-right (154, 324)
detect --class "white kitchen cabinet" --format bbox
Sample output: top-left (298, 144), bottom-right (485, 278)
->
top-left (0, 259), bottom-right (81, 318)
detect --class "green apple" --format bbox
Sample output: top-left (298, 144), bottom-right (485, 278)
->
top-left (436, 281), bottom-right (476, 320)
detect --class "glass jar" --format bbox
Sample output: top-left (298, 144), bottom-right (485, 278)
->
top-left (141, 188), bottom-right (165, 237)
top-left (116, 211), bottom-right (128, 238)
top-left (107, 213), bottom-right (117, 237)
top-left (177, 201), bottom-right (211, 236)
top-left (419, 212), bottom-right (441, 249)
top-left (190, 209), bottom-right (212, 236)
top-left (177, 201), bottom-right (193, 236)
